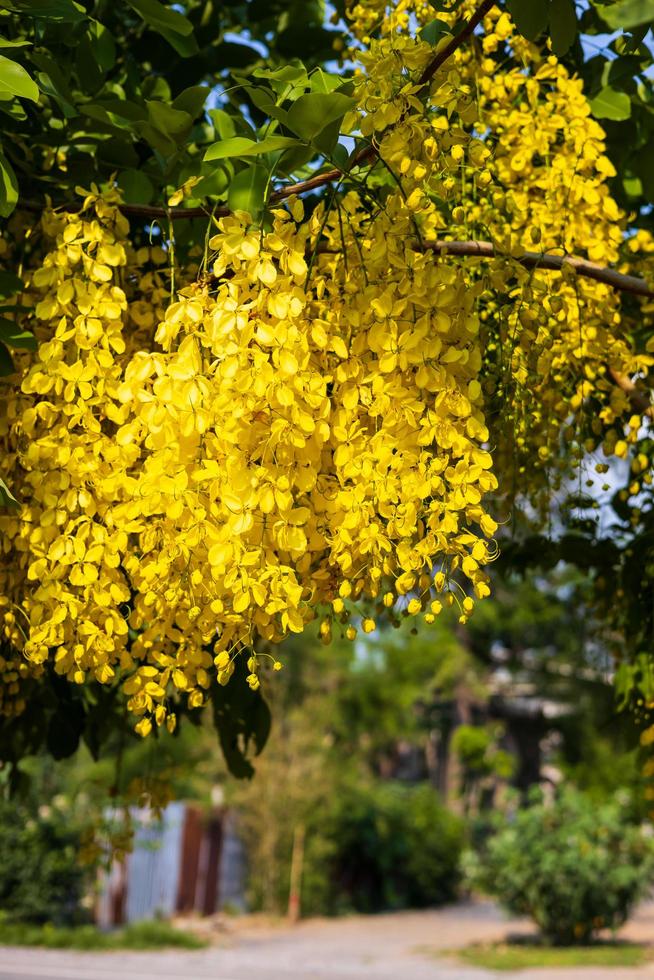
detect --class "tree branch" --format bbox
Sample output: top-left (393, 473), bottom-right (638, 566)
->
top-left (418, 0), bottom-right (497, 85)
top-left (421, 239), bottom-right (653, 420)
top-left (420, 240), bottom-right (654, 298)
top-left (608, 368), bottom-right (654, 419)
top-left (17, 208), bottom-right (654, 300)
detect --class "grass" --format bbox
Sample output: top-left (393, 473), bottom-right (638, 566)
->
top-left (445, 939), bottom-right (652, 971)
top-left (0, 919), bottom-right (208, 951)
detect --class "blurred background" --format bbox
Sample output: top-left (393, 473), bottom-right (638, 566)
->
top-left (2, 562), bottom-right (652, 961)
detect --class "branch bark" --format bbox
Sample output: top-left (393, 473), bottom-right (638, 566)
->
top-left (608, 367), bottom-right (654, 419)
top-left (420, 240), bottom-right (654, 299)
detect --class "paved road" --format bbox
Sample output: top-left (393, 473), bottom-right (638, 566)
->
top-left (1, 901), bottom-right (654, 980)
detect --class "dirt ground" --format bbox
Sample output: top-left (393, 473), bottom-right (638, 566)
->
top-left (1, 900), bottom-right (654, 980)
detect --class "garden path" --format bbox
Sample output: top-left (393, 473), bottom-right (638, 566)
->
top-left (1, 900), bottom-right (654, 980)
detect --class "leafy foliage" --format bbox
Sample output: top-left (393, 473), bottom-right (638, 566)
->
top-left (469, 788), bottom-right (654, 944)
top-left (0, 796), bottom-right (90, 926)
top-left (0, 0), bottom-right (348, 218)
top-left (312, 780), bottom-right (464, 914)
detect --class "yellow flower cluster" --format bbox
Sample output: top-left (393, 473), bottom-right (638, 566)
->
top-left (349, 0), bottom-right (652, 512)
top-left (464, 9), bottom-right (651, 508)
top-left (0, 176), bottom-right (497, 733)
top-left (0, 195), bottom-right (176, 724)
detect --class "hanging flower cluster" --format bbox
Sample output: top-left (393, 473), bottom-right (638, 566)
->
top-left (0, 177), bottom-right (497, 733)
top-left (455, 7), bottom-right (652, 509)
top-left (349, 0), bottom-right (653, 511)
top-left (0, 0), bottom-right (651, 738)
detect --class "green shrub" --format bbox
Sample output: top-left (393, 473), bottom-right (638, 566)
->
top-left (468, 788), bottom-right (654, 945)
top-left (302, 780), bottom-right (464, 915)
top-left (0, 798), bottom-right (89, 926)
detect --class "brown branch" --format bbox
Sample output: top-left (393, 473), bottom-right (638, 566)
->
top-left (18, 171), bottom-right (349, 223)
top-left (420, 240), bottom-right (654, 298)
top-left (419, 0), bottom-right (497, 85)
top-left (16, 205), bottom-right (654, 300)
top-left (608, 367), bottom-right (654, 419)
top-left (422, 240), bottom-right (654, 419)
top-left (18, 199), bottom-right (230, 222)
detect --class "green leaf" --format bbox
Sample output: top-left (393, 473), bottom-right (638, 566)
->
top-left (253, 64), bottom-right (309, 96)
top-left (194, 168), bottom-right (230, 198)
top-left (285, 92), bottom-right (355, 141)
top-left (623, 174), bottom-right (643, 196)
top-left (146, 100), bottom-right (192, 142)
top-left (9, 0), bottom-right (87, 23)
top-left (117, 169), bottom-right (154, 205)
top-left (228, 164), bottom-right (268, 222)
top-left (143, 76), bottom-right (171, 102)
top-left (126, 0), bottom-right (194, 36)
top-left (204, 137), bottom-right (260, 160)
top-left (0, 318), bottom-right (36, 350)
top-left (309, 68), bottom-right (345, 94)
top-left (602, 0), bottom-right (654, 30)
top-left (0, 38), bottom-right (32, 50)
top-left (274, 143), bottom-right (316, 177)
top-left (83, 99), bottom-right (147, 128)
top-left (172, 85), bottom-right (210, 118)
top-left (210, 656), bottom-right (272, 779)
top-left (0, 151), bottom-right (18, 219)
top-left (157, 26), bottom-right (199, 57)
top-left (311, 116), bottom-right (342, 156)
top-left (204, 135), bottom-right (300, 161)
top-left (30, 52), bottom-right (76, 116)
top-left (549, 0), bottom-right (578, 56)
top-left (622, 22), bottom-right (651, 51)
top-left (133, 101), bottom-right (192, 154)
top-left (590, 86), bottom-right (632, 120)
top-left (0, 340), bottom-right (14, 376)
top-left (420, 18), bottom-right (452, 46)
top-left (0, 55), bottom-right (38, 103)
top-left (507, 0), bottom-right (549, 39)
top-left (87, 20), bottom-right (116, 72)
top-left (0, 477), bottom-right (18, 510)
top-left (209, 109), bottom-right (237, 140)
top-left (602, 54), bottom-right (648, 86)
top-left (0, 271), bottom-right (24, 298)
top-left (244, 84), bottom-right (279, 118)
top-left (331, 143), bottom-right (349, 170)
top-left (75, 36), bottom-right (104, 94)
top-left (98, 136), bottom-right (139, 170)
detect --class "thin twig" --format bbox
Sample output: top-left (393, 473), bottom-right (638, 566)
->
top-left (418, 0), bottom-right (497, 85)
top-left (17, 199), bottom-right (229, 222)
